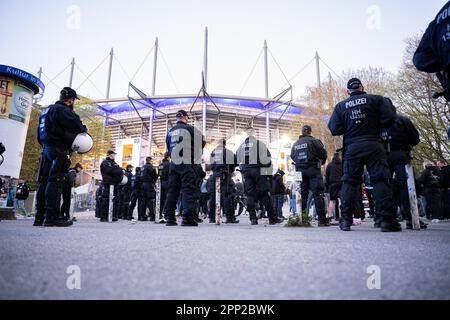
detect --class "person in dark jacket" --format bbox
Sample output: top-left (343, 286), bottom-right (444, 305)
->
top-left (95, 184), bottom-right (103, 219)
top-left (119, 164), bottom-right (133, 220)
top-left (419, 162), bottom-right (444, 220)
top-left (142, 157), bottom-right (158, 221)
top-left (237, 127), bottom-right (284, 226)
top-left (163, 110), bottom-right (206, 227)
top-left (291, 125), bottom-right (328, 226)
top-left (99, 150), bottom-right (124, 222)
top-left (128, 167), bottom-right (143, 221)
top-left (325, 153), bottom-right (343, 220)
top-left (208, 139), bottom-right (239, 224)
top-left (414, 1), bottom-right (450, 102)
top-left (61, 163), bottom-right (83, 221)
top-left (15, 180), bottom-right (30, 217)
top-left (383, 114), bottom-right (427, 229)
top-left (438, 161), bottom-right (450, 219)
top-left (158, 152), bottom-right (170, 217)
top-left (272, 169), bottom-right (286, 219)
top-left (35, 87), bottom-right (87, 227)
top-left (328, 78), bottom-right (400, 232)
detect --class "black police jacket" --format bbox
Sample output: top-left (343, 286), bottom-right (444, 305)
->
top-left (142, 163), bottom-right (158, 183)
top-left (210, 146), bottom-right (237, 174)
top-left (272, 173), bottom-right (286, 195)
top-left (159, 160), bottom-right (170, 182)
top-left (130, 173), bottom-right (143, 191)
top-left (290, 135), bottom-right (327, 169)
top-left (418, 166), bottom-right (442, 189)
top-left (325, 157), bottom-right (343, 189)
top-left (15, 183), bottom-right (30, 200)
top-left (414, 1), bottom-right (450, 74)
top-left (123, 170), bottom-right (133, 188)
top-left (37, 101), bottom-right (87, 149)
top-left (100, 158), bottom-right (123, 185)
top-left (384, 115), bottom-right (420, 152)
top-left (237, 137), bottom-right (272, 169)
top-left (328, 91), bottom-right (397, 147)
top-left (166, 121), bottom-right (206, 165)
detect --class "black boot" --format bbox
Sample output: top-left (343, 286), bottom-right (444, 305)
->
top-left (181, 217), bottom-right (198, 227)
top-left (269, 217), bottom-right (284, 225)
top-left (381, 217), bottom-right (402, 232)
top-left (339, 219), bottom-right (352, 232)
top-left (406, 219), bottom-right (428, 230)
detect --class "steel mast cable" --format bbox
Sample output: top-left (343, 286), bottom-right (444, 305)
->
top-left (239, 48), bottom-right (264, 95)
top-left (130, 45), bottom-right (155, 82)
top-left (159, 46), bottom-right (181, 93)
top-left (275, 56), bottom-right (315, 93)
top-left (75, 53), bottom-right (110, 91)
top-left (319, 57), bottom-right (343, 81)
top-left (75, 64), bottom-right (106, 97)
top-left (268, 48), bottom-right (291, 87)
top-left (43, 63), bottom-right (72, 88)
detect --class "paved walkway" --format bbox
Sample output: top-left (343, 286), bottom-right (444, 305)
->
top-left (0, 215), bottom-right (449, 300)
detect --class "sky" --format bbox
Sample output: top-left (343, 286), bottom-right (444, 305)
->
top-left (0, 0), bottom-right (446, 105)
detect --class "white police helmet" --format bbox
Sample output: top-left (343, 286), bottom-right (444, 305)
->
top-left (71, 133), bottom-right (93, 154)
top-left (120, 175), bottom-right (128, 186)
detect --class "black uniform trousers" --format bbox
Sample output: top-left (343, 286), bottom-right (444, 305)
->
top-left (340, 142), bottom-right (396, 224)
top-left (207, 172), bottom-right (234, 221)
top-left (160, 180), bottom-right (168, 216)
top-left (142, 182), bottom-right (156, 220)
top-left (119, 186), bottom-right (132, 219)
top-left (163, 163), bottom-right (202, 222)
top-left (128, 189), bottom-right (143, 220)
top-left (60, 182), bottom-right (72, 219)
top-left (36, 145), bottom-right (70, 222)
top-left (241, 167), bottom-right (276, 221)
top-left (99, 183), bottom-right (119, 220)
top-left (297, 166), bottom-right (326, 221)
top-left (388, 150), bottom-right (413, 221)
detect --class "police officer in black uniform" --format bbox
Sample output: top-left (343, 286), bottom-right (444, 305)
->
top-left (142, 157), bottom-right (158, 222)
top-left (414, 1), bottom-right (450, 102)
top-left (208, 139), bottom-right (239, 224)
top-left (163, 110), bottom-right (206, 227)
top-left (382, 115), bottom-right (428, 229)
top-left (128, 167), bottom-right (143, 221)
top-left (119, 164), bottom-right (133, 220)
top-left (290, 125), bottom-right (329, 226)
top-left (237, 127), bottom-right (284, 226)
top-left (328, 78), bottom-right (401, 232)
top-left (158, 152), bottom-right (170, 218)
top-left (99, 150), bottom-right (124, 222)
top-left (35, 87), bottom-right (87, 227)
top-left (61, 163), bottom-right (83, 221)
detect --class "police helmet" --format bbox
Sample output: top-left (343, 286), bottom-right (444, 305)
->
top-left (71, 133), bottom-right (94, 154)
top-left (120, 175), bottom-right (128, 186)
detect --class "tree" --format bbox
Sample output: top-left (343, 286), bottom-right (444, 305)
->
top-left (389, 36), bottom-right (450, 167)
top-left (19, 107), bottom-right (42, 190)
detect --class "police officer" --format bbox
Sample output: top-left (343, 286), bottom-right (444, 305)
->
top-left (158, 152), bottom-right (170, 219)
top-left (35, 87), bottom-right (87, 227)
top-left (208, 139), bottom-right (239, 224)
top-left (119, 164), bottom-right (133, 220)
top-left (128, 167), bottom-right (143, 221)
top-left (414, 1), bottom-right (450, 102)
top-left (142, 157), bottom-right (158, 222)
top-left (237, 127), bottom-right (284, 226)
top-left (383, 114), bottom-right (428, 230)
top-left (99, 150), bottom-right (124, 222)
top-left (328, 78), bottom-right (401, 232)
top-left (61, 163), bottom-right (83, 221)
top-left (163, 110), bottom-right (206, 227)
top-left (290, 125), bottom-right (328, 226)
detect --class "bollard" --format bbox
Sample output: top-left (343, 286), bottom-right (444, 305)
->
top-left (215, 176), bottom-right (221, 225)
top-left (155, 178), bottom-right (161, 223)
top-left (405, 164), bottom-right (421, 230)
top-left (69, 189), bottom-right (75, 221)
top-left (108, 185), bottom-right (114, 223)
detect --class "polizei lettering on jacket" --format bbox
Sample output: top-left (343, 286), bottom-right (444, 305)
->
top-left (345, 98), bottom-right (367, 109)
top-left (437, 5), bottom-right (450, 24)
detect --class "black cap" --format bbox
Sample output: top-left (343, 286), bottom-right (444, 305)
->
top-left (302, 125), bottom-right (312, 134)
top-left (176, 110), bottom-right (189, 118)
top-left (347, 78), bottom-right (362, 90)
top-left (146, 156), bottom-right (153, 162)
top-left (107, 149), bottom-right (117, 156)
top-left (60, 87), bottom-right (79, 100)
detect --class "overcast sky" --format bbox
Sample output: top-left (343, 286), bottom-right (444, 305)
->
top-left (0, 0), bottom-right (445, 105)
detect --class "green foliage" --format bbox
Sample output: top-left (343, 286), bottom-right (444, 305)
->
top-left (285, 212), bottom-right (312, 228)
top-left (19, 107), bottom-right (41, 190)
